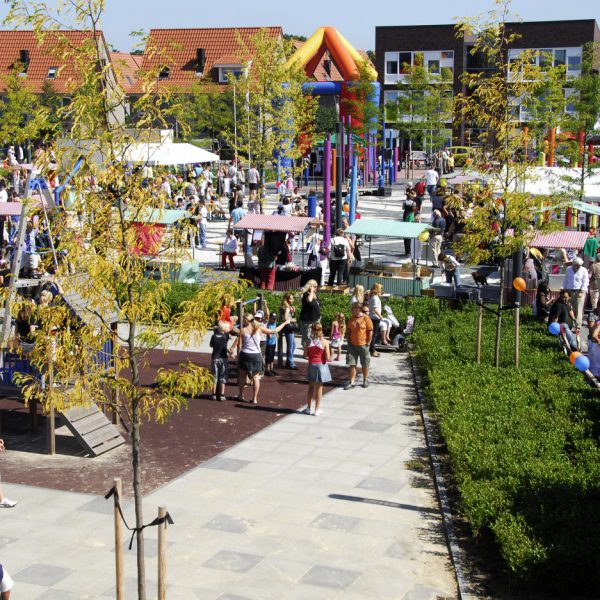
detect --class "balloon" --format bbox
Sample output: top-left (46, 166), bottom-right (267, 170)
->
top-left (418, 231), bottom-right (430, 242)
top-left (569, 351), bottom-right (581, 365)
top-left (513, 277), bottom-right (527, 292)
top-left (575, 355), bottom-right (590, 372)
top-left (548, 322), bottom-right (561, 335)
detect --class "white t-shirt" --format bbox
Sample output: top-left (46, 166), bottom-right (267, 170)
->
top-left (329, 236), bottom-right (350, 260)
top-left (424, 170), bottom-right (439, 186)
top-left (0, 189), bottom-right (7, 202)
top-left (369, 294), bottom-right (382, 320)
top-left (247, 168), bottom-right (259, 184)
top-left (198, 205), bottom-right (208, 224)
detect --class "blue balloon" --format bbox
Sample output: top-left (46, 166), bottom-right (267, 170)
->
top-left (575, 355), bottom-right (590, 372)
top-left (548, 322), bottom-right (561, 336)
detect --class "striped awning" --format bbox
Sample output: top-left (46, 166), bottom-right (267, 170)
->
top-left (235, 214), bottom-right (313, 233)
top-left (0, 202), bottom-right (23, 216)
top-left (529, 230), bottom-right (589, 249)
top-left (345, 219), bottom-right (429, 239)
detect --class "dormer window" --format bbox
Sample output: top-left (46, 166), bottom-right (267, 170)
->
top-left (158, 67), bottom-right (170, 80)
top-left (19, 49), bottom-right (30, 76)
top-left (47, 66), bottom-right (58, 79)
top-left (219, 66), bottom-right (242, 83)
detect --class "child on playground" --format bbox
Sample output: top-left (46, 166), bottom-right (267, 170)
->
top-left (329, 312), bottom-right (346, 361)
top-left (264, 313), bottom-right (278, 376)
top-left (209, 320), bottom-right (232, 401)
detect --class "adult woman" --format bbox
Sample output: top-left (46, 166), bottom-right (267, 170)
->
top-left (535, 280), bottom-right (551, 322)
top-left (303, 323), bottom-right (332, 416)
top-left (232, 313), bottom-right (290, 404)
top-left (299, 279), bottom-right (321, 347)
top-left (368, 283), bottom-right (384, 357)
top-left (279, 293), bottom-right (298, 369)
top-left (351, 284), bottom-right (365, 307)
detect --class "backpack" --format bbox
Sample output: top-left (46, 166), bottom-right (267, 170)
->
top-left (333, 239), bottom-right (346, 258)
top-left (414, 181), bottom-right (425, 196)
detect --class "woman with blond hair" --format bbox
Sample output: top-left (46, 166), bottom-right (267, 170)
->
top-left (368, 282), bottom-right (384, 357)
top-left (303, 322), bottom-right (331, 416)
top-left (351, 284), bottom-right (365, 307)
top-left (231, 312), bottom-right (291, 404)
top-left (299, 279), bottom-right (320, 347)
top-left (279, 293), bottom-right (298, 369)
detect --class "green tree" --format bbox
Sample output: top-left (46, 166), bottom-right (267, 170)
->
top-left (455, 0), bottom-right (557, 366)
top-left (315, 104), bottom-right (338, 135)
top-left (4, 3), bottom-right (246, 599)
top-left (222, 30), bottom-right (317, 177)
top-left (0, 63), bottom-right (48, 146)
top-left (38, 79), bottom-right (63, 139)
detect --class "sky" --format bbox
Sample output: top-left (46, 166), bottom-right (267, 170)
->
top-left (0, 0), bottom-right (599, 53)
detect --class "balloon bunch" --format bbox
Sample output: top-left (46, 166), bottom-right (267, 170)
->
top-left (548, 323), bottom-right (590, 371)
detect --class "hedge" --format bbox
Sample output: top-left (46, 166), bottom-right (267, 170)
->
top-left (413, 302), bottom-right (600, 594)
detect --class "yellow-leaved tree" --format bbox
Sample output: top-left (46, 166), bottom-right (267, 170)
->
top-left (3, 2), bottom-right (246, 599)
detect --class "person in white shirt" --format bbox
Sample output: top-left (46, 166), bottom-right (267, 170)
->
top-left (422, 169), bottom-right (439, 197)
top-left (440, 253), bottom-right (461, 287)
top-left (328, 228), bottom-right (351, 286)
top-left (0, 183), bottom-right (7, 203)
top-left (563, 256), bottom-right (589, 327)
top-left (247, 164), bottom-right (260, 201)
top-left (0, 562), bottom-right (13, 598)
top-left (222, 228), bottom-right (238, 270)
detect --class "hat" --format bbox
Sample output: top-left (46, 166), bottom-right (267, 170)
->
top-left (254, 310), bottom-right (264, 319)
top-left (573, 257), bottom-right (584, 266)
top-left (269, 313), bottom-right (277, 320)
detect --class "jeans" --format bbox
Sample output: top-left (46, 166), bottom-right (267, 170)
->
top-left (285, 331), bottom-right (296, 367)
top-left (328, 259), bottom-right (347, 286)
top-left (426, 185), bottom-right (436, 197)
top-left (444, 268), bottom-right (460, 287)
top-left (370, 318), bottom-right (380, 352)
top-left (198, 222), bottom-right (206, 248)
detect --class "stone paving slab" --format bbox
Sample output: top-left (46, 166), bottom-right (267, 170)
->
top-left (0, 351), bottom-right (457, 599)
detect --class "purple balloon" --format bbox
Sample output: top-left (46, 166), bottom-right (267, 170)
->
top-left (575, 355), bottom-right (590, 372)
top-left (548, 322), bottom-right (561, 336)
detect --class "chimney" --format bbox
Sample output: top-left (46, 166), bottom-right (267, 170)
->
top-left (196, 48), bottom-right (206, 74)
top-left (19, 49), bottom-right (30, 73)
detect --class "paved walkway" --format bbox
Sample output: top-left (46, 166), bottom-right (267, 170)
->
top-left (1, 351), bottom-right (457, 599)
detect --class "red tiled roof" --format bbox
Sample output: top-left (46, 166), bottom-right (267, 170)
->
top-left (235, 214), bottom-right (313, 233)
top-left (530, 230), bottom-right (589, 249)
top-left (131, 27), bottom-right (283, 93)
top-left (0, 30), bottom-right (109, 93)
top-left (109, 51), bottom-right (142, 93)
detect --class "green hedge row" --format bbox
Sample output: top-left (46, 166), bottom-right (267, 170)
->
top-left (413, 303), bottom-right (600, 594)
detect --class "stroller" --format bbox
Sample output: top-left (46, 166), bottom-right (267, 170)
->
top-left (374, 305), bottom-right (411, 353)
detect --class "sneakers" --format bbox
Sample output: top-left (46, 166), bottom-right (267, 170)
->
top-left (343, 381), bottom-right (355, 390)
top-left (362, 380), bottom-right (369, 388)
top-left (287, 365), bottom-right (299, 370)
top-left (370, 351), bottom-right (381, 357)
top-left (302, 407), bottom-right (312, 415)
top-left (314, 409), bottom-right (322, 416)
top-left (269, 369), bottom-right (278, 376)
top-left (264, 370), bottom-right (273, 377)
top-left (0, 498), bottom-right (17, 508)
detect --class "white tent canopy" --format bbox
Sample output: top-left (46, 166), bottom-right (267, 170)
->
top-left (516, 167), bottom-right (600, 201)
top-left (124, 141), bottom-right (219, 165)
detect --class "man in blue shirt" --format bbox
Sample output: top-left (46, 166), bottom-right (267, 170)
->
top-left (229, 199), bottom-right (247, 239)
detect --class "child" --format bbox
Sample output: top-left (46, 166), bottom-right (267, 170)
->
top-left (209, 320), bottom-right (231, 401)
top-left (264, 313), bottom-right (278, 376)
top-left (222, 229), bottom-right (238, 270)
top-left (303, 323), bottom-right (332, 416)
top-left (329, 312), bottom-right (346, 361)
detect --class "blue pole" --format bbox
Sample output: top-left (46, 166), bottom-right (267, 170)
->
top-left (349, 153), bottom-right (358, 224)
top-left (379, 116), bottom-right (385, 188)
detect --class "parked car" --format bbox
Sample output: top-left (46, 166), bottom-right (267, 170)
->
top-left (447, 146), bottom-right (474, 167)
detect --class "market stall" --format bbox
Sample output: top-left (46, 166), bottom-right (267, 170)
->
top-left (233, 214), bottom-right (319, 291)
top-left (344, 219), bottom-right (432, 297)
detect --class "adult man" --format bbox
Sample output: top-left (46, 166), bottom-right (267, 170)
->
top-left (247, 164), bottom-right (260, 202)
top-left (229, 199), bottom-right (247, 239)
top-left (344, 302), bottom-right (373, 389)
top-left (430, 210), bottom-right (446, 268)
top-left (197, 199), bottom-right (208, 249)
top-left (0, 563), bottom-right (13, 598)
top-left (583, 227), bottom-right (598, 268)
top-left (422, 168), bottom-right (439, 198)
top-left (563, 256), bottom-right (589, 327)
top-left (549, 289), bottom-right (578, 351)
top-left (328, 228), bottom-right (351, 286)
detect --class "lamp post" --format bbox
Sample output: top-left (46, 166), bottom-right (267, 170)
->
top-left (246, 60), bottom-right (253, 163)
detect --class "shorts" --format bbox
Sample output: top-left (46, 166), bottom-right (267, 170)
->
top-left (211, 358), bottom-right (229, 384)
top-left (249, 183), bottom-right (258, 191)
top-left (308, 363), bottom-right (332, 383)
top-left (346, 343), bottom-right (370, 368)
top-left (330, 337), bottom-right (342, 349)
top-left (238, 351), bottom-right (263, 375)
top-left (265, 344), bottom-right (276, 363)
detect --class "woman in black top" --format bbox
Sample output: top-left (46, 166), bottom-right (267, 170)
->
top-left (299, 279), bottom-right (320, 347)
top-left (535, 281), bottom-right (551, 322)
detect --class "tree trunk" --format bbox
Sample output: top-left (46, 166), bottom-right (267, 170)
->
top-left (128, 322), bottom-right (146, 600)
top-left (494, 262), bottom-right (505, 367)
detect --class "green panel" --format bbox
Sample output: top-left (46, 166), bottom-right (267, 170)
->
top-left (349, 273), bottom-right (427, 297)
top-left (346, 219), bottom-right (429, 239)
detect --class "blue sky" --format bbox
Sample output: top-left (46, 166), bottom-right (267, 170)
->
top-left (0, 0), bottom-right (598, 52)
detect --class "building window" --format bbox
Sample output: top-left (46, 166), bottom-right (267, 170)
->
top-left (384, 90), bottom-right (399, 121)
top-left (399, 52), bottom-right (412, 74)
top-left (219, 66), bottom-right (242, 83)
top-left (158, 67), bottom-right (170, 80)
top-left (386, 60), bottom-right (398, 75)
top-left (565, 89), bottom-right (577, 115)
top-left (47, 67), bottom-right (58, 79)
top-left (386, 50), bottom-right (454, 83)
top-left (428, 60), bottom-right (440, 74)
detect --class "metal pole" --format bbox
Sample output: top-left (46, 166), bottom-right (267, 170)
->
top-left (323, 134), bottom-right (332, 246)
top-left (46, 344), bottom-right (55, 455)
top-left (476, 302), bottom-right (483, 364)
top-left (114, 478), bottom-right (125, 600)
top-left (514, 303), bottom-right (520, 368)
top-left (158, 506), bottom-right (167, 600)
top-left (335, 122), bottom-right (343, 231)
top-left (233, 83), bottom-right (237, 159)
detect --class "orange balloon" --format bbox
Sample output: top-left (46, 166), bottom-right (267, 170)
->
top-left (513, 277), bottom-right (527, 292)
top-left (570, 352), bottom-right (582, 365)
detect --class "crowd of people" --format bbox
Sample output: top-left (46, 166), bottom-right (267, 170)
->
top-left (210, 280), bottom-right (395, 414)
